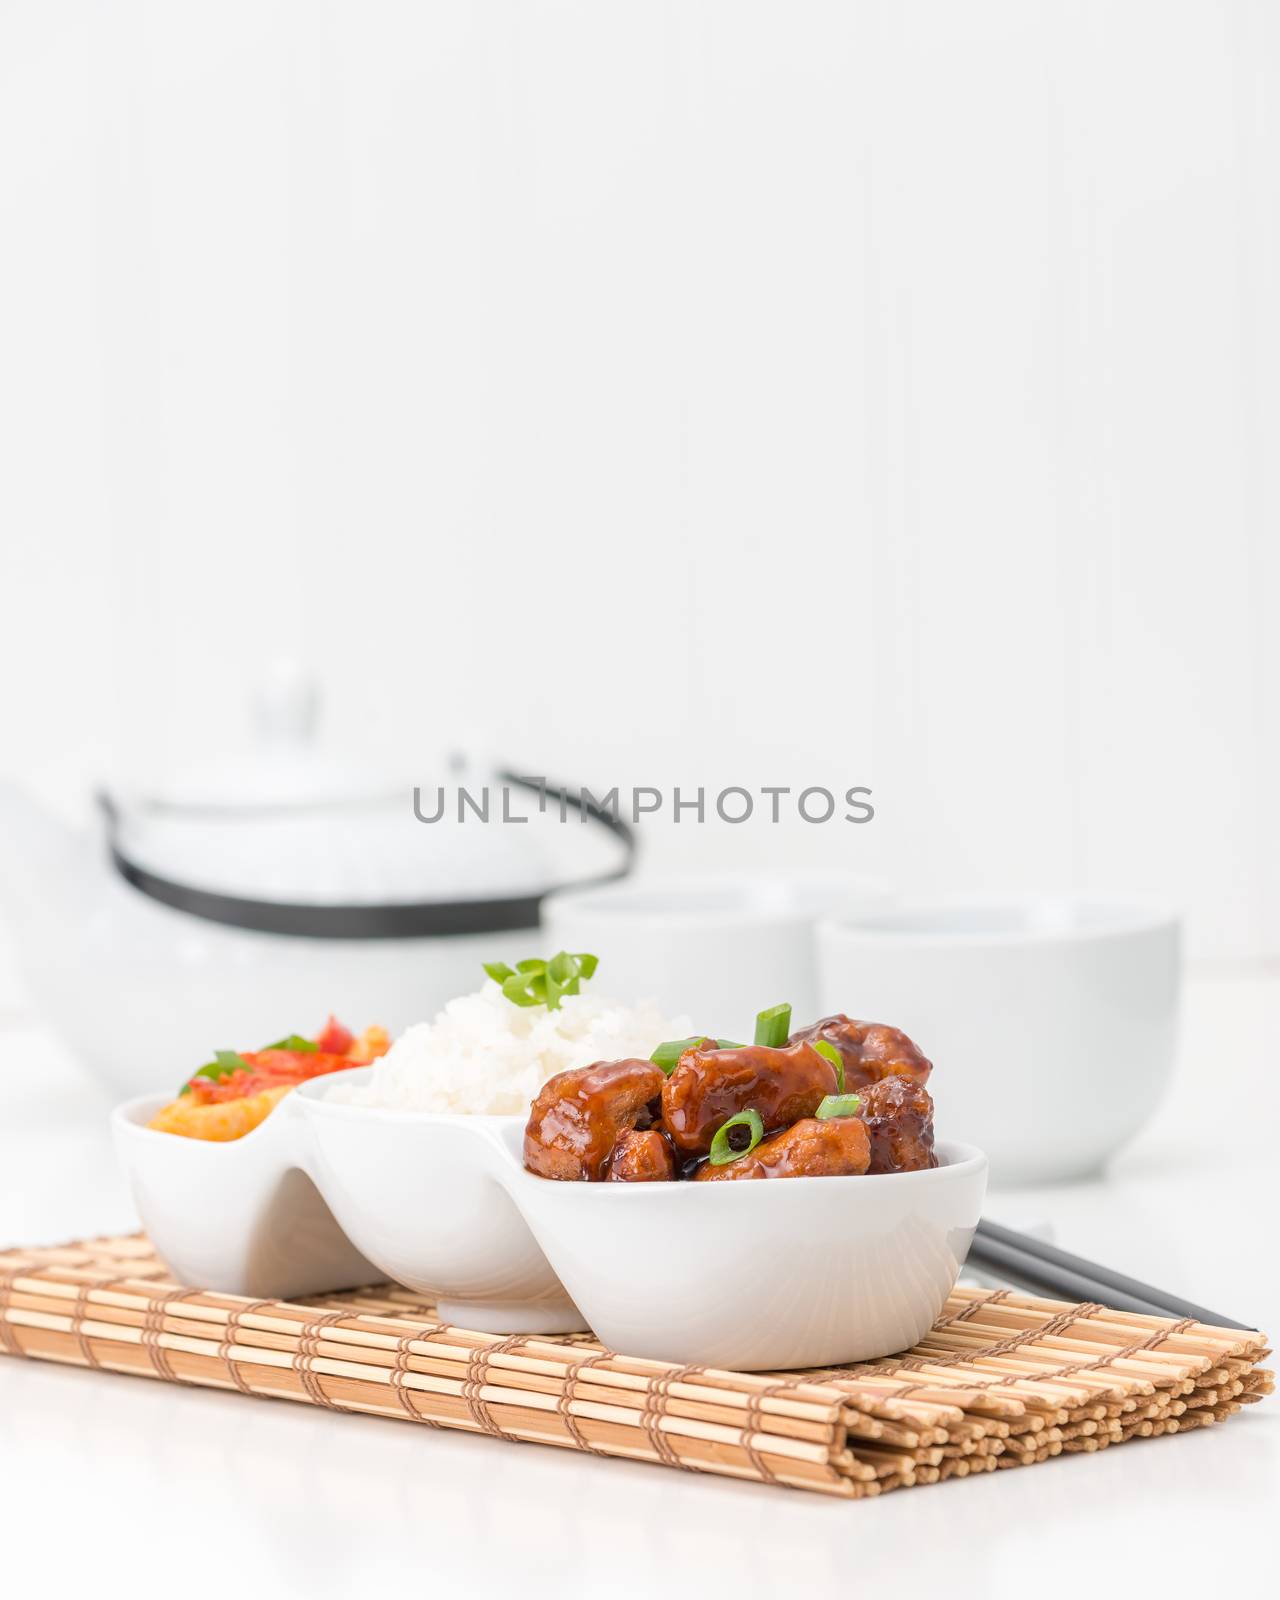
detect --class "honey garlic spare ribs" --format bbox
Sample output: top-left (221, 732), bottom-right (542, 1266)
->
top-left (522, 1006), bottom-right (939, 1184)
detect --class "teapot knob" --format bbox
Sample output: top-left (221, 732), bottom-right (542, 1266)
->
top-left (254, 658), bottom-right (319, 746)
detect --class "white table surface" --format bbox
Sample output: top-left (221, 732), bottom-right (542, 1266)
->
top-left (1, 970), bottom-right (1277, 1599)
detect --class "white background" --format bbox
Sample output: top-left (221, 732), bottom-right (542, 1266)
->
top-left (2, 10), bottom-right (1279, 1585)
top-left (2, 0), bottom-right (1278, 965)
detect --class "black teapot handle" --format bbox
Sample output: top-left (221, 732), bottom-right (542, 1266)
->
top-left (99, 774), bottom-right (635, 940)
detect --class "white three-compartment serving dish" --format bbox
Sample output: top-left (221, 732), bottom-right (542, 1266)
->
top-left (113, 1069), bottom-right (986, 1372)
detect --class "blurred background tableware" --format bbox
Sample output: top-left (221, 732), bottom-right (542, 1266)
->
top-left (817, 896), bottom-right (1181, 1184)
top-left (0, 663), bottom-right (635, 1097)
top-left (542, 872), bottom-right (891, 1040)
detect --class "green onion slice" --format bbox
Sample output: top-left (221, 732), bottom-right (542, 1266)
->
top-left (815, 1093), bottom-right (862, 1120)
top-left (708, 1108), bottom-right (765, 1165)
top-left (492, 951), bottom-right (600, 1010)
top-left (502, 971), bottom-right (543, 1007)
top-left (544, 949), bottom-right (582, 1008)
top-left (650, 1036), bottom-right (742, 1074)
top-left (650, 1036), bottom-right (713, 1074)
top-left (753, 1002), bottom-right (792, 1048)
top-left (812, 1038), bottom-right (845, 1093)
top-left (261, 1034), bottom-right (318, 1053)
top-left (547, 950), bottom-right (579, 983)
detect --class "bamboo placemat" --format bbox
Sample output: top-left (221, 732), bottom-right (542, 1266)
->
top-left (0, 1232), bottom-right (1271, 1498)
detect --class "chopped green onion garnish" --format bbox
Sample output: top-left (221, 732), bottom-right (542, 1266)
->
top-left (490, 951), bottom-right (599, 1010)
top-left (753, 1002), bottom-right (792, 1048)
top-left (262, 1034), bottom-right (317, 1053)
top-left (650, 1036), bottom-right (742, 1074)
top-left (547, 950), bottom-right (578, 983)
top-left (651, 1036), bottom-right (713, 1074)
top-left (544, 950), bottom-right (580, 1007)
top-left (815, 1093), bottom-right (862, 1120)
top-left (502, 970), bottom-right (544, 1007)
top-left (708, 1108), bottom-right (765, 1165)
top-left (812, 1038), bottom-right (845, 1093)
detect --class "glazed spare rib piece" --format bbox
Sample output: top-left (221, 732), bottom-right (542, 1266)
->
top-left (523, 1059), bottom-right (665, 1181)
top-left (857, 1075), bottom-right (938, 1174)
top-left (788, 1015), bottom-right (932, 1093)
top-left (661, 1041), bottom-right (838, 1157)
top-left (606, 1127), bottom-right (677, 1182)
top-left (693, 1115), bottom-right (871, 1181)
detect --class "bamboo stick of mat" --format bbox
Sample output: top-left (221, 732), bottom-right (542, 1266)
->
top-left (0, 1236), bottom-right (1271, 1498)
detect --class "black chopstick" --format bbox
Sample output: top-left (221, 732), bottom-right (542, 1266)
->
top-left (968, 1218), bottom-right (1255, 1332)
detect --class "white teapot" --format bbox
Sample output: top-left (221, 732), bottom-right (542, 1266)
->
top-left (0, 667), bottom-right (632, 1095)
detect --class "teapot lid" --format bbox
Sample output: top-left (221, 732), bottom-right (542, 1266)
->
top-left (139, 660), bottom-right (379, 810)
top-left (101, 664), bottom-right (633, 937)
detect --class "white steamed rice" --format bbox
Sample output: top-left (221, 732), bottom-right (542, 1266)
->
top-left (326, 980), bottom-right (687, 1114)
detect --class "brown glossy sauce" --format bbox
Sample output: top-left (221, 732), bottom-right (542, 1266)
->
top-left (858, 1076), bottom-right (938, 1173)
top-left (661, 1041), bottom-right (838, 1157)
top-left (521, 1016), bottom-right (938, 1182)
top-left (523, 1059), bottom-right (666, 1181)
top-left (693, 1116), bottom-right (871, 1181)
top-left (605, 1127), bottom-right (677, 1182)
top-left (788, 1015), bottom-right (933, 1092)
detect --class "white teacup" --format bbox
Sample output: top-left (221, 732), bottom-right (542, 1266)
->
top-left (542, 873), bottom-right (889, 1040)
top-left (817, 896), bottom-right (1181, 1184)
